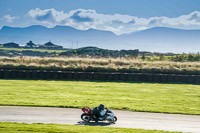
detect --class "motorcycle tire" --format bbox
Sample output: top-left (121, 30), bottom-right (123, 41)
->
top-left (112, 116), bottom-right (117, 122)
top-left (81, 113), bottom-right (91, 122)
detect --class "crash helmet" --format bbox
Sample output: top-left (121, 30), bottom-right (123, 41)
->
top-left (98, 104), bottom-right (105, 111)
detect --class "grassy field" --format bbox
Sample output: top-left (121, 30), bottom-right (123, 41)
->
top-left (0, 122), bottom-right (181, 133)
top-left (0, 47), bottom-right (67, 53)
top-left (0, 56), bottom-right (200, 74)
top-left (0, 80), bottom-right (199, 115)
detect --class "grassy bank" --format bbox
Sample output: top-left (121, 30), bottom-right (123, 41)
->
top-left (0, 122), bottom-right (181, 133)
top-left (0, 56), bottom-right (200, 74)
top-left (0, 80), bottom-right (199, 115)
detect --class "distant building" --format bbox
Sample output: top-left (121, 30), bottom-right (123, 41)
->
top-left (3, 42), bottom-right (19, 48)
top-left (26, 41), bottom-right (37, 48)
top-left (3, 41), bottom-right (63, 50)
top-left (39, 41), bottom-right (63, 49)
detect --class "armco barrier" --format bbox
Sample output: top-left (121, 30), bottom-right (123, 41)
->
top-left (0, 69), bottom-right (199, 84)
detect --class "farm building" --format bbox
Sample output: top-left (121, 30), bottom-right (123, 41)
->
top-left (3, 42), bottom-right (19, 48)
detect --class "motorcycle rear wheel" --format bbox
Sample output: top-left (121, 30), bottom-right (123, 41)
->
top-left (81, 113), bottom-right (91, 122)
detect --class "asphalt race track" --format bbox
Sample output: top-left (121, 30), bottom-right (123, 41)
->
top-left (0, 106), bottom-right (200, 133)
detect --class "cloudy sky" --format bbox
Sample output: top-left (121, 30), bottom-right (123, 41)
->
top-left (1, 0), bottom-right (200, 35)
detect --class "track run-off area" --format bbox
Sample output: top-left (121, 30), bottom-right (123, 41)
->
top-left (0, 106), bottom-right (200, 133)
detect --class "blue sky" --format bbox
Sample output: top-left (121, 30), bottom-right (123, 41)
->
top-left (1, 0), bottom-right (200, 34)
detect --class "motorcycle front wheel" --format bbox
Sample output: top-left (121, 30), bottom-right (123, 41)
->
top-left (112, 116), bottom-right (117, 122)
top-left (81, 113), bottom-right (91, 122)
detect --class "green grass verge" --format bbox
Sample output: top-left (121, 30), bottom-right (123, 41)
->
top-left (0, 47), bottom-right (66, 53)
top-left (0, 122), bottom-right (181, 133)
top-left (0, 80), bottom-right (200, 115)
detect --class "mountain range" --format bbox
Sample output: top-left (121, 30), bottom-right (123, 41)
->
top-left (0, 25), bottom-right (200, 53)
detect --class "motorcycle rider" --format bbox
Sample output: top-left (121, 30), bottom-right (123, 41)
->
top-left (92, 104), bottom-right (107, 122)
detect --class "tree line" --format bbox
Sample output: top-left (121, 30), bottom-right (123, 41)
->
top-left (142, 53), bottom-right (200, 62)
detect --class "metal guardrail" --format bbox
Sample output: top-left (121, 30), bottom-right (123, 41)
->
top-left (0, 69), bottom-right (199, 83)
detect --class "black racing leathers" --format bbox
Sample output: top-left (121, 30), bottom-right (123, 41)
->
top-left (92, 107), bottom-right (101, 121)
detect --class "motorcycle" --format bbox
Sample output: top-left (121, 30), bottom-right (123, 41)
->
top-left (81, 107), bottom-right (117, 123)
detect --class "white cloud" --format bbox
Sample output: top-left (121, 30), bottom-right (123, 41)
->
top-left (137, 26), bottom-right (148, 31)
top-left (27, 8), bottom-right (200, 35)
top-left (3, 14), bottom-right (19, 23)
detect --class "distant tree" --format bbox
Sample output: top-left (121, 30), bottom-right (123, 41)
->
top-left (141, 54), bottom-right (145, 60)
top-left (170, 53), bottom-right (200, 62)
top-left (159, 54), bottom-right (165, 61)
top-left (188, 54), bottom-right (194, 61)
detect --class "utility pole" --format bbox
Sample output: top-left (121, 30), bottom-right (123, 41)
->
top-left (71, 41), bottom-right (74, 49)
